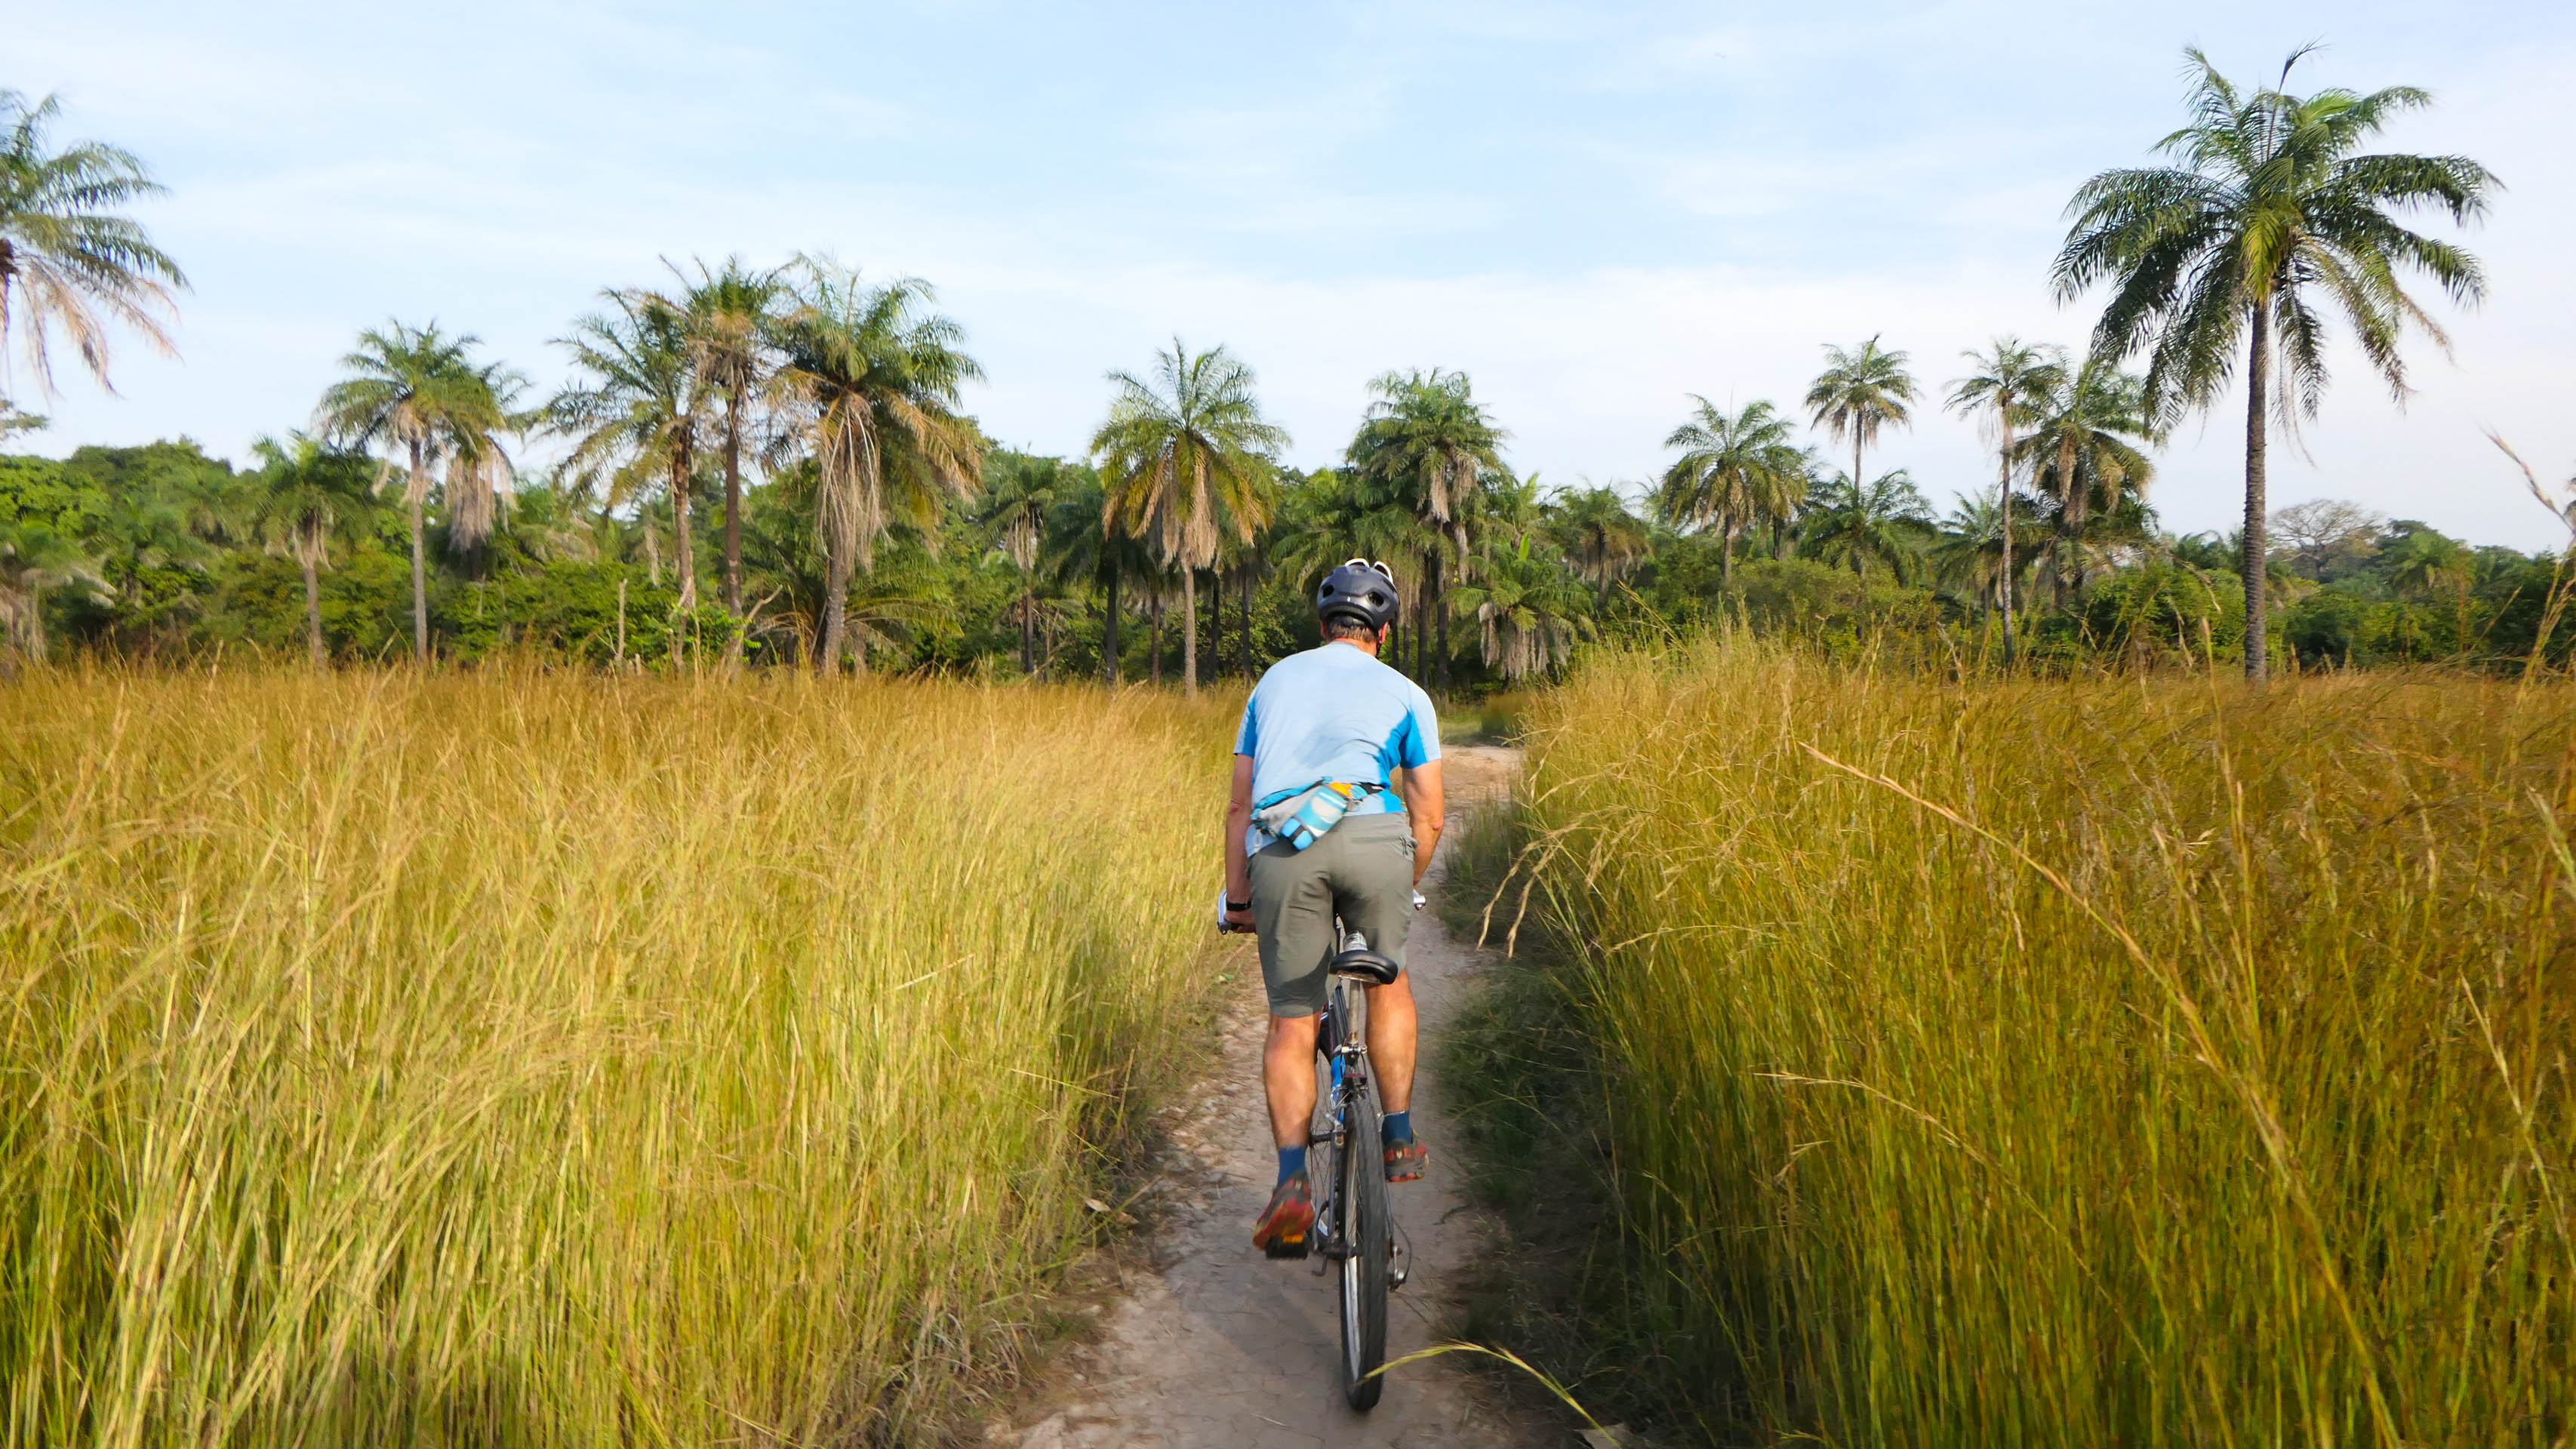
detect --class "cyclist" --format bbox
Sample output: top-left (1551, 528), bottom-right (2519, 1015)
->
top-left (1225, 559), bottom-right (1445, 1256)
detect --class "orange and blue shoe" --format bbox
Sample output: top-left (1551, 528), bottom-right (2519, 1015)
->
top-left (1252, 1171), bottom-right (1315, 1258)
top-left (1385, 1136), bottom-right (1428, 1183)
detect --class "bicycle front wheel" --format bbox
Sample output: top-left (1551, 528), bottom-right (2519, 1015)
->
top-left (1337, 1069), bottom-right (1390, 1410)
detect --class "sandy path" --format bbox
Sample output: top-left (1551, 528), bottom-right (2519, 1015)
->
top-left (1010, 747), bottom-right (1550, 1448)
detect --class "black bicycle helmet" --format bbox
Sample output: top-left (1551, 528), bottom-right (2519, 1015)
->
top-left (1316, 558), bottom-right (1400, 632)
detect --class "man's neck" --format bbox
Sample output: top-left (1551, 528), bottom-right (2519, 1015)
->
top-left (1328, 638), bottom-right (1380, 658)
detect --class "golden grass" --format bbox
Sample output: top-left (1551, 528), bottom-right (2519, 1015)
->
top-left (1505, 639), bottom-right (2574, 1445)
top-left (0, 669), bottom-right (1234, 1446)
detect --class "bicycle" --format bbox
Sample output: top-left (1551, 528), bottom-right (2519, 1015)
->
top-left (1303, 922), bottom-right (1410, 1410)
top-left (1217, 897), bottom-right (1418, 1411)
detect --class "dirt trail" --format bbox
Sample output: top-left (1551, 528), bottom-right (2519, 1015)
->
top-left (1008, 746), bottom-right (1551, 1448)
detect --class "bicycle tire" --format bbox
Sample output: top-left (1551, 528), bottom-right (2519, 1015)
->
top-left (1338, 1017), bottom-right (1390, 1409)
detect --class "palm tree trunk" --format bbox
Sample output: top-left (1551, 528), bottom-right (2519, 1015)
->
top-left (1020, 585), bottom-right (1035, 675)
top-left (2242, 304), bottom-right (2272, 682)
top-left (722, 398), bottom-right (744, 614)
top-left (1182, 568), bottom-right (1199, 696)
top-left (1104, 565), bottom-right (1122, 686)
top-left (1242, 569), bottom-right (1255, 678)
top-left (1999, 413), bottom-right (2017, 667)
top-left (1432, 553), bottom-right (1448, 691)
top-left (671, 448), bottom-right (697, 613)
top-left (301, 541), bottom-right (325, 671)
top-left (1722, 527), bottom-right (1737, 591)
top-left (1150, 590), bottom-right (1163, 686)
top-left (407, 441), bottom-right (429, 664)
top-left (819, 546), bottom-right (851, 675)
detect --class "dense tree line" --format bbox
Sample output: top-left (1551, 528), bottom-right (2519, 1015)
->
top-left (5, 54), bottom-right (2570, 685)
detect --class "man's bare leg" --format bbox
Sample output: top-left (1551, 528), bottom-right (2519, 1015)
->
top-left (1263, 1013), bottom-right (1321, 1149)
top-left (1365, 973), bottom-right (1417, 1114)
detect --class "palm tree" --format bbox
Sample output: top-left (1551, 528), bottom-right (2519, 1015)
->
top-left (1040, 465), bottom-right (1151, 686)
top-left (549, 292), bottom-right (708, 620)
top-left (317, 321), bottom-right (525, 661)
top-left (2015, 358), bottom-right (2159, 597)
top-left (770, 260), bottom-right (983, 672)
top-left (1946, 340), bottom-right (2065, 662)
top-left (0, 516), bottom-right (101, 665)
top-left (0, 91), bottom-right (186, 403)
top-left (1092, 340), bottom-right (1285, 695)
top-left (666, 256), bottom-right (786, 617)
top-left (2385, 528), bottom-right (2474, 651)
top-left (247, 432), bottom-right (377, 669)
top-left (1802, 469), bottom-right (1934, 581)
top-left (2054, 46), bottom-right (2494, 680)
top-left (1548, 485), bottom-right (1651, 608)
top-left (1346, 368), bottom-right (1506, 687)
top-left (1657, 396), bottom-right (1808, 586)
top-left (1804, 337), bottom-right (1916, 503)
top-left (980, 451), bottom-right (1070, 675)
top-left (1450, 532), bottom-right (1593, 681)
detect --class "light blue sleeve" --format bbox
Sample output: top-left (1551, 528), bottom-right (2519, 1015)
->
top-left (1397, 685), bottom-right (1440, 768)
top-left (1234, 694), bottom-right (1259, 755)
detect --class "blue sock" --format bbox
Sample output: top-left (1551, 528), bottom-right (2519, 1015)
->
top-left (1277, 1145), bottom-right (1307, 1183)
top-left (1383, 1110), bottom-right (1414, 1146)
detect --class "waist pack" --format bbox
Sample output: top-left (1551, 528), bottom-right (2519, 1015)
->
top-left (1252, 779), bottom-right (1386, 851)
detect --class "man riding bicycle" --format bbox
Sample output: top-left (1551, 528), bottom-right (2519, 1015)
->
top-left (1223, 559), bottom-right (1445, 1256)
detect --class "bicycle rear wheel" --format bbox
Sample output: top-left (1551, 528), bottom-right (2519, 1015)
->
top-left (1337, 1032), bottom-right (1390, 1408)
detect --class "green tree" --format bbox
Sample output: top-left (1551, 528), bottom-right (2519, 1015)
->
top-left (548, 294), bottom-right (708, 615)
top-left (0, 91), bottom-right (186, 403)
top-left (2054, 46), bottom-right (2494, 679)
top-left (247, 432), bottom-right (379, 668)
top-left (1451, 531), bottom-right (1593, 681)
top-left (1093, 340), bottom-right (1285, 695)
top-left (1802, 469), bottom-right (1934, 582)
top-left (2014, 357), bottom-right (2159, 597)
top-left (770, 261), bottom-right (983, 672)
top-left (1346, 368), bottom-right (1507, 684)
top-left (1548, 485), bottom-right (1650, 608)
top-left (319, 321), bottom-right (527, 660)
top-left (1803, 337), bottom-right (1917, 504)
top-left (1657, 396), bottom-right (1808, 587)
top-left (1946, 340), bottom-right (2065, 661)
top-left (980, 451), bottom-right (1071, 675)
top-left (0, 516), bottom-right (100, 663)
top-left (666, 256), bottom-right (786, 617)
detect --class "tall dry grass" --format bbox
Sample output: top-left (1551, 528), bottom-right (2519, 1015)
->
top-left (0, 669), bottom-right (1231, 1446)
top-left (1505, 638), bottom-right (2573, 1445)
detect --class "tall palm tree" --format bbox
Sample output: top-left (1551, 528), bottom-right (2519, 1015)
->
top-left (1041, 465), bottom-right (1151, 686)
top-left (0, 91), bottom-right (186, 403)
top-left (2054, 46), bottom-right (2494, 680)
top-left (666, 255), bottom-right (786, 616)
top-left (1657, 396), bottom-right (1808, 586)
top-left (1346, 368), bottom-right (1506, 687)
top-left (1946, 340), bottom-right (2065, 663)
top-left (1548, 485), bottom-right (1650, 608)
top-left (1092, 340), bottom-right (1285, 695)
top-left (2014, 358), bottom-right (2160, 597)
top-left (317, 321), bottom-right (525, 661)
top-left (1804, 337), bottom-right (1916, 503)
top-left (247, 432), bottom-right (377, 669)
top-left (770, 260), bottom-right (983, 672)
top-left (549, 292), bottom-right (707, 617)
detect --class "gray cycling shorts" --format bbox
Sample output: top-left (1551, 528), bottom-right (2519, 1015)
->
top-left (1247, 812), bottom-right (1417, 1018)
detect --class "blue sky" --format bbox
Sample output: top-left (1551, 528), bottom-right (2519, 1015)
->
top-left (16, 0), bottom-right (2574, 547)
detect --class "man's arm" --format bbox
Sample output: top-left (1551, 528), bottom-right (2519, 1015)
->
top-left (1397, 758), bottom-right (1445, 885)
top-left (1223, 754), bottom-right (1257, 931)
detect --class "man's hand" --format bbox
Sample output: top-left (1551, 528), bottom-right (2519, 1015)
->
top-left (1223, 903), bottom-right (1257, 934)
top-left (1398, 758), bottom-right (1446, 886)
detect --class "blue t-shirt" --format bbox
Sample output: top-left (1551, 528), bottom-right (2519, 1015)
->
top-left (1235, 643), bottom-right (1441, 851)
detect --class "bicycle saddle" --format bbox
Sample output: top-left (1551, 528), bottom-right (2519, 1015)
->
top-left (1328, 946), bottom-right (1401, 986)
